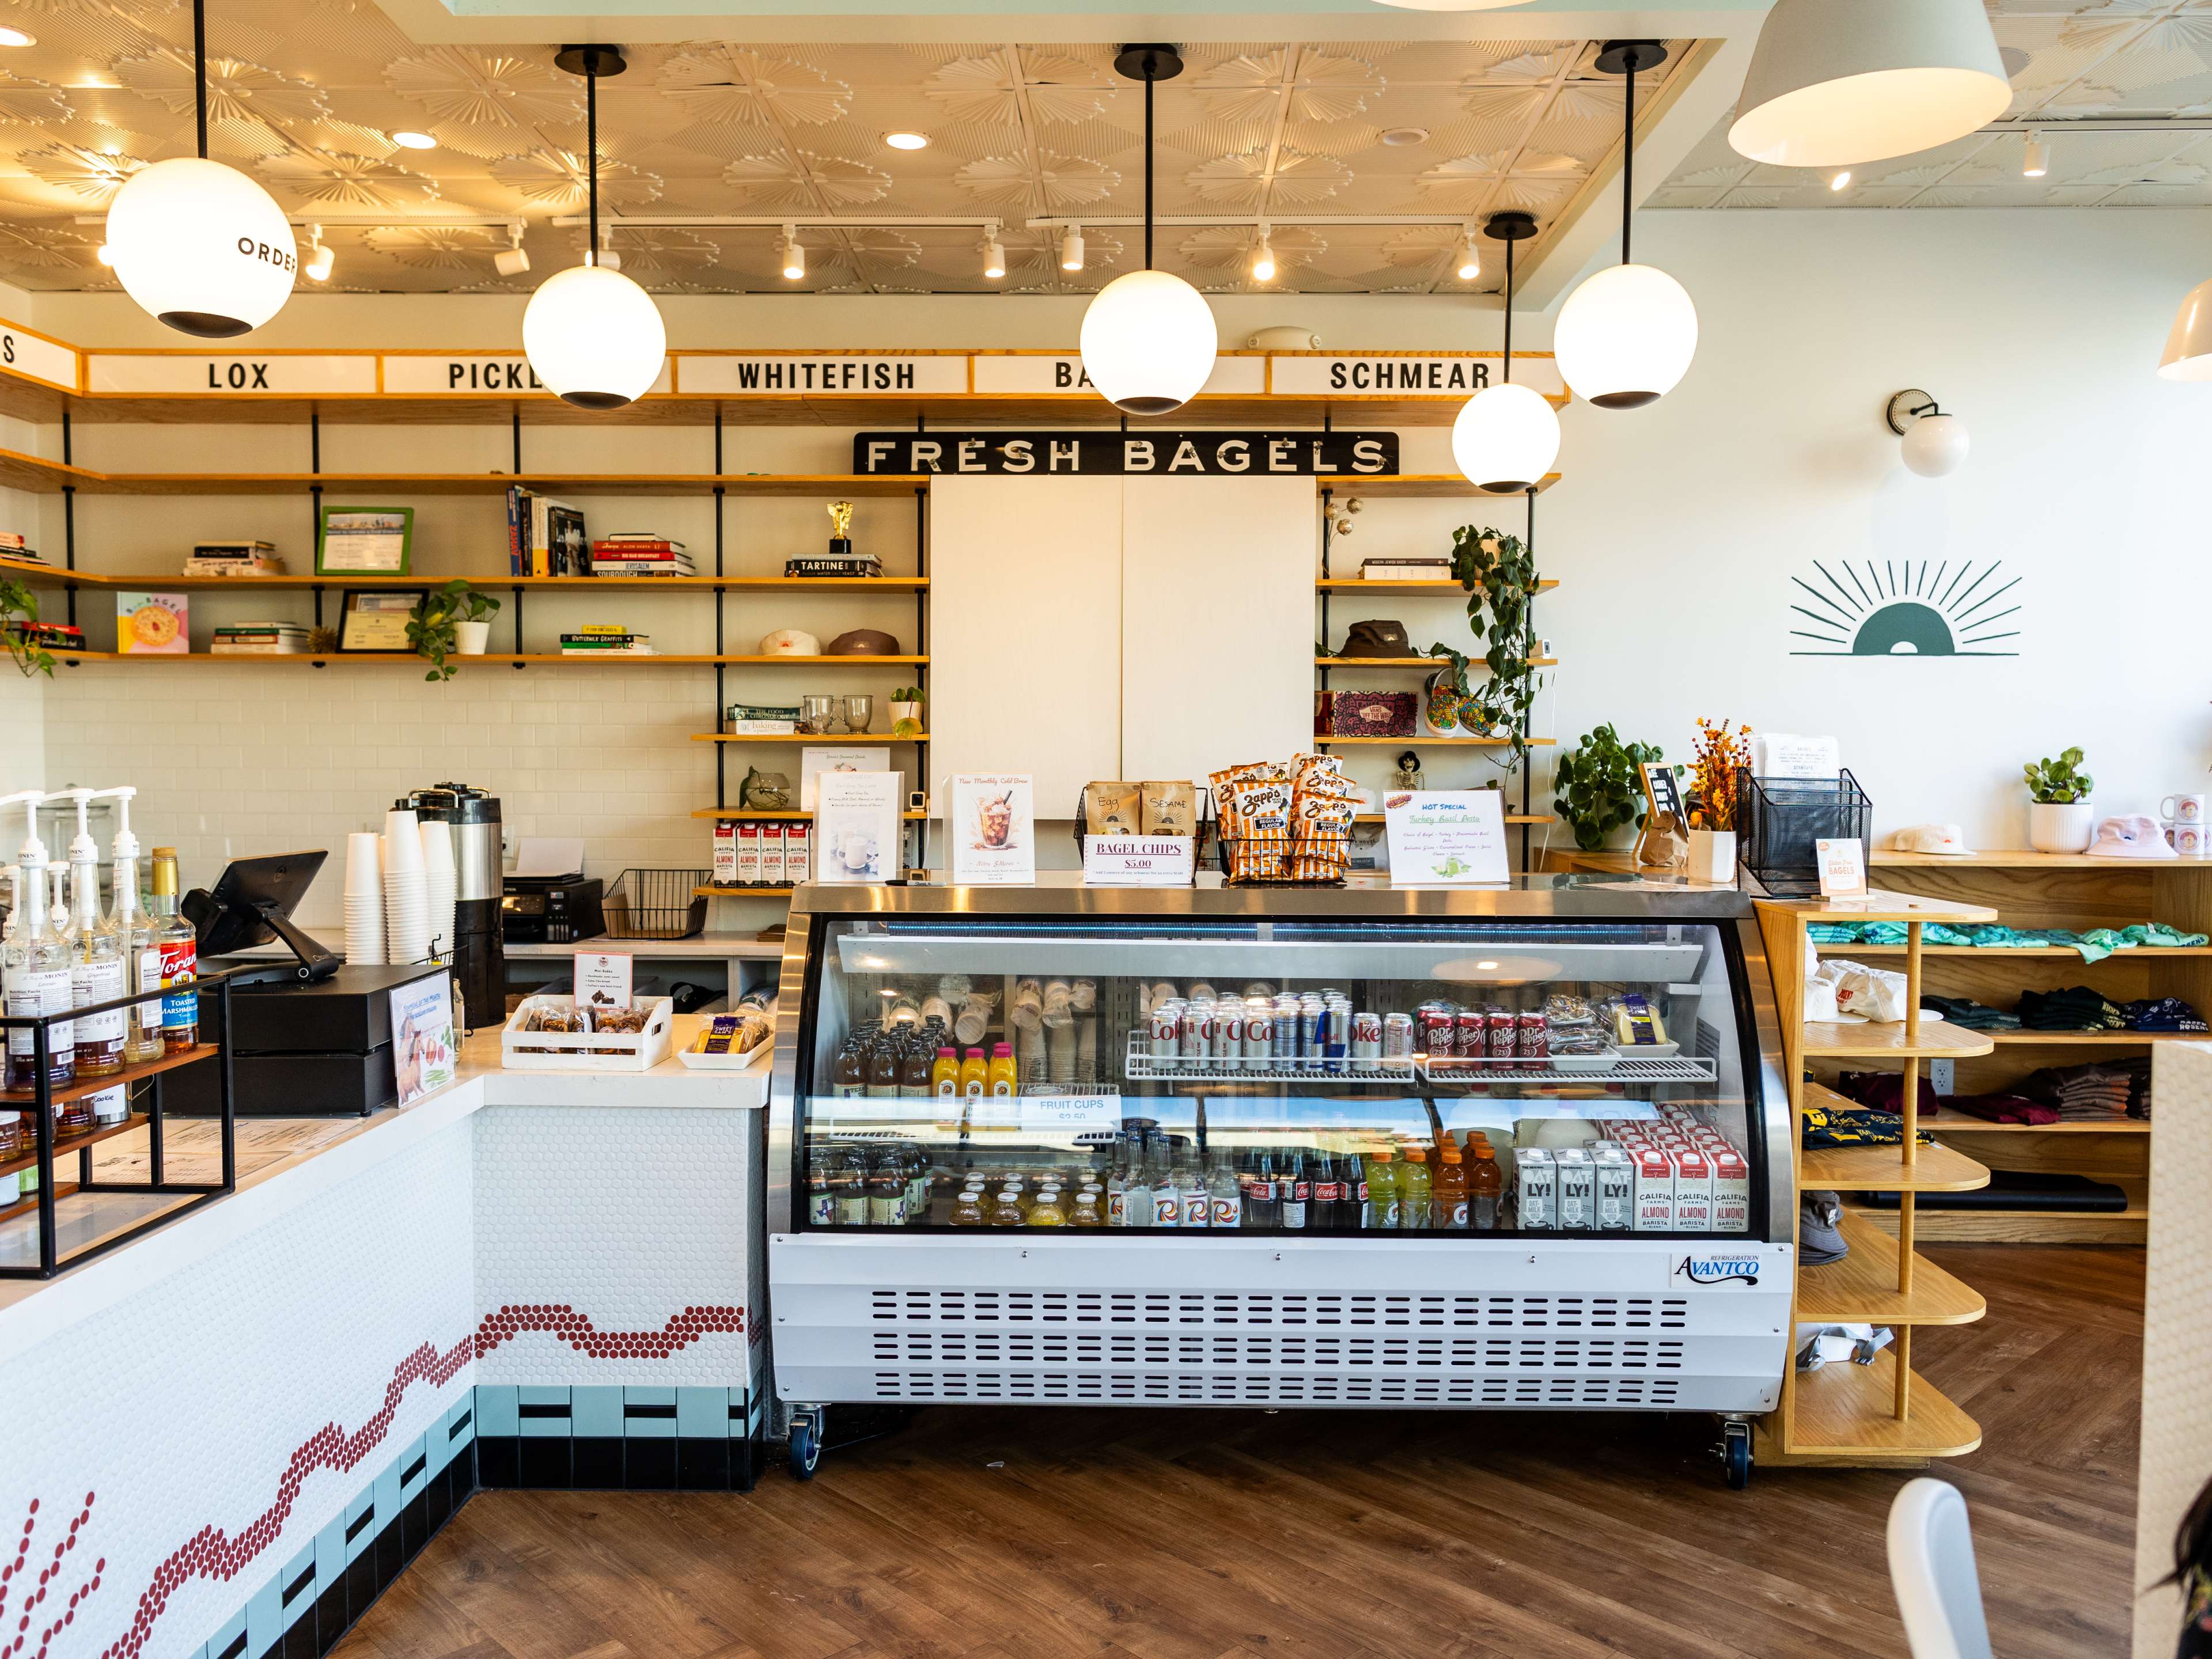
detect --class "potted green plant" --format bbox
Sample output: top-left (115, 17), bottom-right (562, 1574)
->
top-left (1552, 725), bottom-right (1662, 851)
top-left (407, 579), bottom-right (501, 681)
top-left (1, 577), bottom-right (55, 679)
top-left (1431, 523), bottom-right (1545, 756)
top-left (2024, 747), bottom-right (2095, 852)
top-left (889, 684), bottom-right (925, 733)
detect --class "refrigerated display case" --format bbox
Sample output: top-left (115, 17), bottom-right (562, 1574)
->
top-left (767, 877), bottom-right (1791, 1479)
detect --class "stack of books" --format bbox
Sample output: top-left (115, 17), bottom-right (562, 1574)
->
top-left (0, 532), bottom-right (42, 564)
top-left (185, 540), bottom-right (286, 577)
top-left (211, 621), bottom-right (312, 655)
top-left (505, 487), bottom-right (589, 576)
top-left (559, 624), bottom-right (654, 656)
top-left (3, 621), bottom-right (84, 652)
top-left (725, 703), bottom-right (801, 735)
top-left (1357, 556), bottom-right (1453, 581)
top-left (785, 554), bottom-right (882, 579)
top-left (591, 535), bottom-right (695, 577)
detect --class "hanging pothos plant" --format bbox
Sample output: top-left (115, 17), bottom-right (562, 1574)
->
top-left (1426, 523), bottom-right (1544, 762)
top-left (1, 577), bottom-right (55, 679)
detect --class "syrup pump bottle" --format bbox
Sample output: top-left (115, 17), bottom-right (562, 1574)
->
top-left (97, 788), bottom-right (162, 1065)
top-left (60, 789), bottom-right (128, 1125)
top-left (0, 791), bottom-right (74, 1093)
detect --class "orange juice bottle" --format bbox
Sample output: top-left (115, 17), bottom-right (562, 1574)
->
top-left (959, 1046), bottom-right (988, 1098)
top-left (930, 1046), bottom-right (960, 1097)
top-left (988, 1041), bottom-right (1018, 1097)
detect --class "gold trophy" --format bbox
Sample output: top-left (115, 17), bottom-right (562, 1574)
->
top-left (827, 499), bottom-right (854, 558)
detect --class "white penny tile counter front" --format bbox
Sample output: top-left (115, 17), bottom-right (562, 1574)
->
top-left (0, 1018), bottom-right (769, 1659)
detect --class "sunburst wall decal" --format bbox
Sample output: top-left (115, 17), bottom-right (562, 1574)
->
top-left (1788, 557), bottom-right (2022, 657)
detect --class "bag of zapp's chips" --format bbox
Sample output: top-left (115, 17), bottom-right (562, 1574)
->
top-left (1229, 779), bottom-right (1292, 832)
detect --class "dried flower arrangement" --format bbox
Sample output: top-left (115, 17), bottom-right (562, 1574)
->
top-left (1687, 717), bottom-right (1751, 832)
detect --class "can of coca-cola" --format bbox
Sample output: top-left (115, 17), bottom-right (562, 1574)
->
top-left (1150, 1002), bottom-right (1181, 1059)
top-left (1485, 1009), bottom-right (1516, 1063)
top-left (1516, 1010), bottom-right (1549, 1071)
top-left (1351, 1010), bottom-right (1382, 1063)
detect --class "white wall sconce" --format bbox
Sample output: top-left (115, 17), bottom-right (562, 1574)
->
top-left (1885, 389), bottom-right (1969, 477)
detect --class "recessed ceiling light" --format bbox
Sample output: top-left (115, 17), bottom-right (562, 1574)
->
top-left (1380, 126), bottom-right (1429, 147)
top-left (884, 131), bottom-right (929, 151)
top-left (0, 26), bottom-right (36, 47)
top-left (392, 131), bottom-right (437, 150)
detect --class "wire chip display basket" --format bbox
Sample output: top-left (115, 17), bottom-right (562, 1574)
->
top-left (1735, 770), bottom-right (1872, 897)
top-left (602, 868), bottom-right (710, 939)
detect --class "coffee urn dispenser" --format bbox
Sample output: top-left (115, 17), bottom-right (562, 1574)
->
top-left (400, 783), bottom-right (504, 1029)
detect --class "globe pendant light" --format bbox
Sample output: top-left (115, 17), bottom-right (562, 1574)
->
top-left (2158, 278), bottom-right (2212, 381)
top-left (1078, 44), bottom-right (1217, 416)
top-left (522, 44), bottom-right (666, 411)
top-left (1729, 0), bottom-right (2011, 168)
top-left (1452, 212), bottom-right (1559, 494)
top-left (1554, 41), bottom-right (1698, 411)
top-left (102, 0), bottom-right (295, 337)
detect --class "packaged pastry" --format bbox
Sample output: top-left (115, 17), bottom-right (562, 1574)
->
top-left (692, 1013), bottom-right (772, 1055)
top-left (1609, 993), bottom-right (1668, 1047)
top-left (1140, 781), bottom-right (1196, 836)
top-left (1546, 992), bottom-right (1596, 1027)
top-left (1084, 781), bottom-right (1141, 834)
top-left (594, 1006), bottom-right (649, 1035)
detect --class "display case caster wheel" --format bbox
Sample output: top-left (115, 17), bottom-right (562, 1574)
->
top-left (788, 1409), bottom-right (823, 1481)
top-left (1721, 1419), bottom-right (1752, 1490)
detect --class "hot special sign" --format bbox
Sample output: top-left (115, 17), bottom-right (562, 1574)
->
top-left (852, 430), bottom-right (1398, 477)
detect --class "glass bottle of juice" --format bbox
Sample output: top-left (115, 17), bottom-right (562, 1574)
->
top-left (952, 1187), bottom-right (986, 1227)
top-left (831, 1039), bottom-right (867, 1097)
top-left (899, 1040), bottom-right (933, 1098)
top-left (147, 849), bottom-right (197, 1055)
top-left (987, 1041), bottom-right (1018, 1097)
top-left (989, 1187), bottom-right (1025, 1227)
top-left (1434, 1142), bottom-right (1471, 1230)
top-left (959, 1046), bottom-right (989, 1098)
top-left (867, 1039), bottom-right (901, 1099)
top-left (1365, 1146), bottom-right (1399, 1230)
top-left (1027, 1188), bottom-right (1066, 1227)
top-left (931, 1045), bottom-right (960, 1097)
top-left (831, 1147), bottom-right (868, 1225)
top-left (1398, 1144), bottom-right (1433, 1232)
top-left (1470, 1142), bottom-right (1503, 1232)
top-left (1069, 1189), bottom-right (1103, 1228)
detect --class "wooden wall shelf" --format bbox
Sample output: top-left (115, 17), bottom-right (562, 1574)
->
top-left (1315, 578), bottom-right (1563, 595)
top-left (1313, 734), bottom-right (1556, 748)
top-left (1316, 656), bottom-right (1558, 669)
top-left (1, 559), bottom-right (927, 594)
top-left (691, 732), bottom-right (928, 744)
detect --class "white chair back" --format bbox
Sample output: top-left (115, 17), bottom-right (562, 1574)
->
top-left (1887, 1477), bottom-right (1995, 1659)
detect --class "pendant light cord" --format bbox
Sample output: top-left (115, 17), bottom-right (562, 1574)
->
top-left (1621, 60), bottom-right (1635, 266)
top-left (586, 57), bottom-right (600, 263)
top-left (1143, 62), bottom-right (1154, 271)
top-left (192, 0), bottom-right (207, 160)
top-left (1502, 235), bottom-right (1514, 385)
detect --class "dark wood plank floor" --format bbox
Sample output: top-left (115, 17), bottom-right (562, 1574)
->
top-left (339, 1245), bottom-right (2144, 1659)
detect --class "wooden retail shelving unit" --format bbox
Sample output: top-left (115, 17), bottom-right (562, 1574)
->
top-left (1754, 892), bottom-right (1999, 1468)
top-left (1838, 847), bottom-right (2211, 1244)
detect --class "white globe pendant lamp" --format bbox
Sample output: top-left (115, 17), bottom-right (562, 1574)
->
top-left (1554, 42), bottom-right (1698, 410)
top-left (1078, 45), bottom-right (1217, 416)
top-left (522, 44), bottom-right (666, 411)
top-left (2158, 277), bottom-right (2212, 381)
top-left (1452, 211), bottom-right (1559, 494)
top-left (1729, 0), bottom-right (2012, 168)
top-left (103, 0), bottom-right (294, 337)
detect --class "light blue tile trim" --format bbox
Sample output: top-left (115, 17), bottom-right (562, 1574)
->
top-left (373, 1457), bottom-right (403, 1539)
top-left (245, 1571), bottom-right (285, 1659)
top-left (206, 1607), bottom-right (247, 1659)
top-left (343, 1488), bottom-right (376, 1566)
top-left (474, 1384), bottom-right (519, 1437)
top-left (400, 1432), bottom-right (429, 1499)
top-left (313, 1518), bottom-right (346, 1592)
top-left (572, 1385), bottom-right (622, 1437)
top-left (676, 1387), bottom-right (726, 1437)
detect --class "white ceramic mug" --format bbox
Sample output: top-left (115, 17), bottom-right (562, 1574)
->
top-left (2179, 822), bottom-right (2206, 858)
top-left (2162, 793), bottom-right (2206, 824)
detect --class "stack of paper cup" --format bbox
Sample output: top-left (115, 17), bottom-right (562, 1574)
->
top-left (419, 819), bottom-right (457, 959)
top-left (382, 808), bottom-right (430, 964)
top-left (343, 831), bottom-right (385, 965)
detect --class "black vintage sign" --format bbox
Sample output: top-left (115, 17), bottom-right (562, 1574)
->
top-left (853, 430), bottom-right (1398, 478)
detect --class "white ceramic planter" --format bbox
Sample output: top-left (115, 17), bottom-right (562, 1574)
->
top-left (453, 619), bottom-right (492, 656)
top-left (1685, 827), bottom-right (1737, 884)
top-left (2027, 800), bottom-right (2096, 853)
top-left (890, 700), bottom-right (923, 725)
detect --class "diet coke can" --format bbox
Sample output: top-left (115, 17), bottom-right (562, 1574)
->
top-left (1383, 1012), bottom-right (1415, 1067)
top-left (1245, 997), bottom-right (1275, 1070)
top-left (1181, 1000), bottom-right (1209, 1060)
top-left (1150, 1002), bottom-right (1180, 1059)
top-left (1211, 1004), bottom-right (1241, 1068)
top-left (1351, 1010), bottom-right (1383, 1063)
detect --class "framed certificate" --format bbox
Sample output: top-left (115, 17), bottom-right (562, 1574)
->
top-left (339, 589), bottom-right (424, 653)
top-left (318, 506), bottom-right (414, 575)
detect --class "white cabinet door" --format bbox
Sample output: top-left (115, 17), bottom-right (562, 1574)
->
top-left (927, 474), bottom-right (1124, 815)
top-left (1120, 474), bottom-right (1315, 785)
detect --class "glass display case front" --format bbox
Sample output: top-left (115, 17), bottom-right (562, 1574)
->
top-left (789, 910), bottom-right (1772, 1241)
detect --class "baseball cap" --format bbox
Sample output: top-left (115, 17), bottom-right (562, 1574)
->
top-left (1800, 1190), bottom-right (1849, 1264)
top-left (827, 628), bottom-right (900, 656)
top-left (1889, 823), bottom-right (1971, 856)
top-left (758, 628), bottom-right (820, 656)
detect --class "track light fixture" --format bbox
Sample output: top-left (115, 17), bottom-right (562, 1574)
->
top-left (304, 225), bottom-right (333, 282)
top-left (1059, 225), bottom-right (1085, 272)
top-left (594, 221), bottom-right (620, 272)
top-left (103, 0), bottom-right (296, 335)
top-left (1828, 169), bottom-right (1853, 191)
top-left (1078, 44), bottom-right (1218, 416)
top-left (2022, 132), bottom-right (2049, 177)
top-left (1552, 40), bottom-right (1698, 411)
top-left (982, 224), bottom-right (1006, 281)
top-left (780, 225), bottom-right (805, 281)
top-left (1455, 228), bottom-right (1480, 282)
top-left (493, 222), bottom-right (530, 278)
top-left (1251, 225), bottom-right (1276, 283)
top-left (520, 44), bottom-right (667, 411)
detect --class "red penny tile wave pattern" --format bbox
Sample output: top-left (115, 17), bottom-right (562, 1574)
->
top-left (78, 1301), bottom-right (746, 1659)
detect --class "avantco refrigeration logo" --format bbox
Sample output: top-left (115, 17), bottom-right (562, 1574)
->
top-left (1672, 1253), bottom-right (1763, 1287)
